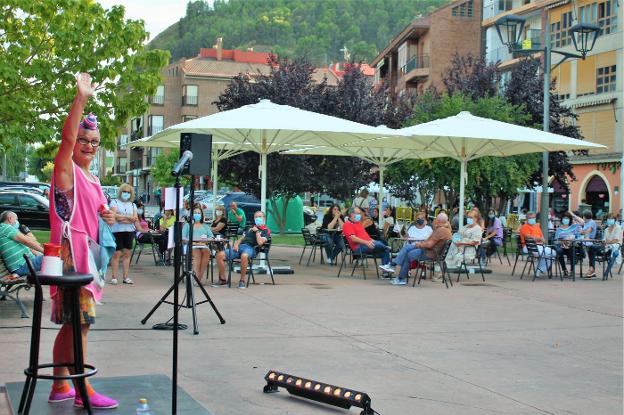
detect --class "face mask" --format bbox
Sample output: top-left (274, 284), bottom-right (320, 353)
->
top-left (354, 214), bottom-right (362, 222)
top-left (12, 220), bottom-right (20, 229)
top-left (121, 191), bottom-right (131, 201)
top-left (137, 209), bottom-right (144, 215)
top-left (561, 218), bottom-right (570, 225)
top-left (416, 219), bottom-right (425, 225)
top-left (216, 210), bottom-right (223, 216)
top-left (466, 217), bottom-right (474, 225)
top-left (193, 213), bottom-right (202, 221)
top-left (488, 214), bottom-right (495, 219)
top-left (527, 218), bottom-right (536, 225)
top-left (606, 219), bottom-right (615, 226)
top-left (254, 217), bottom-right (264, 226)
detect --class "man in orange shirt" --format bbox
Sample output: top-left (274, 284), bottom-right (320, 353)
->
top-left (518, 211), bottom-right (555, 276)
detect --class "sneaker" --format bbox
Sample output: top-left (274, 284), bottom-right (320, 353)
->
top-left (379, 264), bottom-right (395, 274)
top-left (74, 392), bottom-right (119, 409)
top-left (123, 278), bottom-right (134, 284)
top-left (390, 277), bottom-right (407, 285)
top-left (431, 275), bottom-right (442, 282)
top-left (48, 387), bottom-right (75, 403)
top-left (238, 280), bottom-right (246, 289)
top-left (380, 272), bottom-right (393, 280)
top-left (326, 258), bottom-right (334, 265)
top-left (110, 278), bottom-right (118, 285)
top-left (535, 270), bottom-right (545, 278)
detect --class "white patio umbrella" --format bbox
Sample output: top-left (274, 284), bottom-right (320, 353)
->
top-left (131, 99), bottom-right (409, 213)
top-left (401, 111), bottom-right (606, 227)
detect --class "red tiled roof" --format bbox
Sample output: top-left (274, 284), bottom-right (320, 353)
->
top-left (199, 47), bottom-right (272, 64)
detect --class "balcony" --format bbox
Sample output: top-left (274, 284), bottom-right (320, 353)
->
top-left (129, 159), bottom-right (143, 171)
top-left (401, 55), bottom-right (430, 81)
top-left (150, 95), bottom-right (164, 105)
top-left (182, 95), bottom-right (198, 106)
top-left (130, 130), bottom-right (143, 142)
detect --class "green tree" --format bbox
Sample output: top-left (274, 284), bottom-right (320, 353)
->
top-left (0, 0), bottom-right (169, 150)
top-left (151, 150), bottom-right (190, 188)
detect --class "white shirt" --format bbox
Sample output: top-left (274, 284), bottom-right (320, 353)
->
top-left (110, 199), bottom-right (136, 233)
top-left (407, 225), bottom-right (433, 242)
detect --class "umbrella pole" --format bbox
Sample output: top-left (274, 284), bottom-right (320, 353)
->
top-left (260, 152), bottom-right (267, 213)
top-left (458, 159), bottom-right (467, 230)
top-left (378, 164), bottom-right (385, 229)
top-left (211, 156), bottom-right (218, 214)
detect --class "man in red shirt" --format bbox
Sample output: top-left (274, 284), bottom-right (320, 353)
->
top-left (342, 207), bottom-right (392, 267)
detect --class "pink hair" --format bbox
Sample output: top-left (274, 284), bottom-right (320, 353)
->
top-left (80, 113), bottom-right (98, 130)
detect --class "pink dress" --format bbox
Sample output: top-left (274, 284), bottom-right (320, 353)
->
top-left (50, 162), bottom-right (107, 303)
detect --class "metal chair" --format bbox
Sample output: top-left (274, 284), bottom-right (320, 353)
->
top-left (414, 239), bottom-right (453, 288)
top-left (225, 222), bottom-right (240, 243)
top-left (246, 238), bottom-right (275, 287)
top-left (456, 243), bottom-right (485, 283)
top-left (511, 234), bottom-right (528, 276)
top-left (336, 235), bottom-right (380, 280)
top-left (299, 228), bottom-right (326, 266)
top-left (521, 238), bottom-right (559, 281)
top-left (130, 232), bottom-right (162, 265)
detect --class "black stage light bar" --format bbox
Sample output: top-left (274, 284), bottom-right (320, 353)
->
top-left (263, 370), bottom-right (375, 415)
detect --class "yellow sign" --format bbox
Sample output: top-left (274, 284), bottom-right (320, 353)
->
top-left (521, 39), bottom-right (532, 50)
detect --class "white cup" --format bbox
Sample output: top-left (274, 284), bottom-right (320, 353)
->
top-left (41, 256), bottom-right (63, 276)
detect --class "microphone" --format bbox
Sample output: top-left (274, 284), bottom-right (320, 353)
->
top-left (171, 150), bottom-right (193, 176)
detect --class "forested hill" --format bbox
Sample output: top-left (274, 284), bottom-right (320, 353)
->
top-left (149, 0), bottom-right (452, 65)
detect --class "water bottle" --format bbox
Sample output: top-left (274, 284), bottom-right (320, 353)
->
top-left (136, 398), bottom-right (152, 414)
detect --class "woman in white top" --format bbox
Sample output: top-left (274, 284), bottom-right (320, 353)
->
top-left (382, 206), bottom-right (398, 240)
top-left (109, 183), bottom-right (138, 284)
top-left (445, 210), bottom-right (482, 269)
top-left (586, 213), bottom-right (622, 279)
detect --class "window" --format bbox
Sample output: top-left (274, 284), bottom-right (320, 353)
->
top-left (0, 193), bottom-right (17, 207)
top-left (580, 1), bottom-right (617, 34)
top-left (182, 85), bottom-right (198, 106)
top-left (151, 85), bottom-right (164, 105)
top-left (19, 194), bottom-right (40, 209)
top-left (550, 12), bottom-right (572, 48)
top-left (498, 0), bottom-right (512, 12)
top-left (452, 1), bottom-right (473, 17)
top-left (118, 134), bottom-right (128, 149)
top-left (398, 43), bottom-right (407, 74)
top-left (148, 115), bottom-right (164, 135)
top-left (550, 21), bottom-right (561, 47)
top-left (182, 115), bottom-right (197, 122)
top-left (596, 65), bottom-right (616, 93)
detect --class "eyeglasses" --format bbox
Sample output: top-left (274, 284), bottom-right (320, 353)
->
top-left (77, 137), bottom-right (100, 147)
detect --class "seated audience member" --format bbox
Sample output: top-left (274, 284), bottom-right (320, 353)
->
top-left (445, 210), bottom-right (483, 269)
top-left (483, 209), bottom-right (503, 259)
top-left (0, 211), bottom-right (44, 275)
top-left (320, 204), bottom-right (345, 265)
top-left (518, 211), bottom-right (556, 276)
top-left (158, 209), bottom-right (176, 263)
top-left (215, 211), bottom-right (269, 288)
top-left (211, 205), bottom-right (228, 236)
top-left (343, 207), bottom-right (391, 268)
top-left (135, 208), bottom-right (152, 243)
top-left (380, 212), bottom-right (450, 285)
top-left (227, 202), bottom-right (246, 227)
top-left (586, 213), bottom-right (622, 279)
top-left (183, 204), bottom-right (213, 285)
top-left (553, 211), bottom-right (584, 277)
top-left (382, 207), bottom-right (398, 240)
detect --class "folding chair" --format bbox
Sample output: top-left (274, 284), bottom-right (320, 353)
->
top-left (414, 239), bottom-right (453, 288)
top-left (299, 228), bottom-right (326, 266)
top-left (130, 232), bottom-right (162, 265)
top-left (456, 243), bottom-right (485, 283)
top-left (511, 234), bottom-right (528, 276)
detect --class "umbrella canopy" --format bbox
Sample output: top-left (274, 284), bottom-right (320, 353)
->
top-left (130, 99), bottom-right (409, 213)
top-left (400, 111), bottom-right (606, 226)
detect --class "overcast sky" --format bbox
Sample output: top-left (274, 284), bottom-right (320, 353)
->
top-left (97, 0), bottom-right (214, 41)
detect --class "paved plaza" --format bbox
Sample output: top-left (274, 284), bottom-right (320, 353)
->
top-left (1, 245), bottom-right (622, 415)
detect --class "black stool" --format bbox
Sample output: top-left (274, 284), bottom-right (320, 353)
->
top-left (18, 255), bottom-right (97, 414)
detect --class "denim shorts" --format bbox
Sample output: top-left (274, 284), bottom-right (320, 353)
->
top-left (225, 244), bottom-right (256, 261)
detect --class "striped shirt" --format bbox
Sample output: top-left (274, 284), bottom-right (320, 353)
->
top-left (0, 223), bottom-right (33, 272)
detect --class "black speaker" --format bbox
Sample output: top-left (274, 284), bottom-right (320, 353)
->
top-left (179, 133), bottom-right (212, 176)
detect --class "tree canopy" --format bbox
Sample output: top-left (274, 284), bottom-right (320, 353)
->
top-left (149, 0), bottom-right (450, 65)
top-left (0, 0), bottom-right (169, 152)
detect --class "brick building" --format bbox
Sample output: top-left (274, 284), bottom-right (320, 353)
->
top-left (371, 0), bottom-right (483, 98)
top-left (114, 40), bottom-right (344, 196)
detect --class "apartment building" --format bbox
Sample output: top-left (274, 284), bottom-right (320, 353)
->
top-left (371, 0), bottom-right (483, 99)
top-left (483, 0), bottom-right (622, 214)
top-left (114, 40), bottom-right (342, 196)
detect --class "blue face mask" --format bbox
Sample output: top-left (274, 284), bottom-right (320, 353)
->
top-left (466, 217), bottom-right (474, 225)
top-left (354, 214), bottom-right (362, 222)
top-left (415, 219), bottom-right (425, 225)
top-left (527, 218), bottom-right (537, 225)
top-left (193, 213), bottom-right (202, 222)
top-left (121, 191), bottom-right (131, 201)
top-left (561, 218), bottom-right (570, 225)
top-left (254, 217), bottom-right (264, 226)
top-left (606, 219), bottom-right (615, 226)
top-left (12, 220), bottom-right (20, 229)
top-left (488, 214), bottom-right (495, 219)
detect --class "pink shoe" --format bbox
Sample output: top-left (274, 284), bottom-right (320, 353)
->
top-left (74, 392), bottom-right (119, 409)
top-left (48, 387), bottom-right (75, 403)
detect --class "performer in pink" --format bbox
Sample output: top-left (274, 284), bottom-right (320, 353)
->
top-left (47, 73), bottom-right (118, 409)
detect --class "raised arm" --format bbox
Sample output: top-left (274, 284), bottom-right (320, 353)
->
top-left (54, 73), bottom-right (97, 190)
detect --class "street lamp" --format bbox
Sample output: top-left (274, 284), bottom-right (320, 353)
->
top-left (494, 14), bottom-right (600, 236)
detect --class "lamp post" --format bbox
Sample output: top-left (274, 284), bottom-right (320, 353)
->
top-left (494, 14), bottom-right (600, 236)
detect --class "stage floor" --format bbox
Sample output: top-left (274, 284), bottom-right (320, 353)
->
top-left (6, 374), bottom-right (212, 414)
